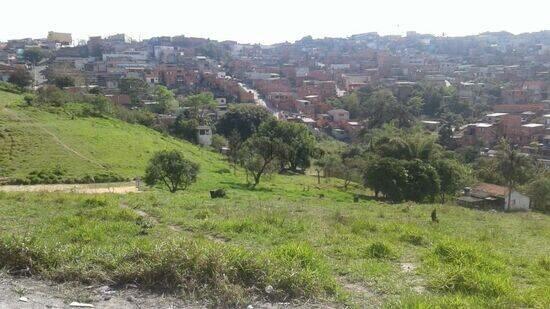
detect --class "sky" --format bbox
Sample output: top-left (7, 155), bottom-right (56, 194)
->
top-left (1, 0), bottom-right (549, 44)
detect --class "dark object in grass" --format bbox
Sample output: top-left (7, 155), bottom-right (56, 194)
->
top-left (319, 194), bottom-right (325, 199)
top-left (210, 189), bottom-right (227, 199)
top-left (353, 195), bottom-right (360, 203)
top-left (431, 209), bottom-right (439, 223)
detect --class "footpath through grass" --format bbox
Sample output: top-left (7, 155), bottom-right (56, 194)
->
top-left (0, 185), bottom-right (548, 307)
top-left (0, 90), bottom-right (229, 183)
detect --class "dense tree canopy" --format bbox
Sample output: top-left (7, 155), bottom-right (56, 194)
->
top-left (8, 68), bottom-right (33, 88)
top-left (118, 78), bottom-right (149, 104)
top-left (144, 150), bottom-right (199, 193)
top-left (216, 104), bottom-right (273, 140)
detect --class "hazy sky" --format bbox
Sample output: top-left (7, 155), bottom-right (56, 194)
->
top-left (1, 0), bottom-right (549, 44)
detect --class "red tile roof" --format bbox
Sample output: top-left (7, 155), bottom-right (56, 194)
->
top-left (472, 183), bottom-right (509, 197)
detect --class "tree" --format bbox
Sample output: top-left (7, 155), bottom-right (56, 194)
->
top-left (496, 139), bottom-right (534, 210)
top-left (240, 135), bottom-right (281, 188)
top-left (341, 157), bottom-right (364, 190)
top-left (182, 92), bottom-right (217, 124)
top-left (144, 150), bottom-right (199, 193)
top-left (211, 134), bottom-right (228, 151)
top-left (526, 174), bottom-right (550, 212)
top-left (54, 76), bottom-right (75, 89)
top-left (8, 68), bottom-right (33, 88)
top-left (434, 159), bottom-right (470, 203)
top-left (438, 123), bottom-right (455, 149)
top-left (364, 157), bottom-right (408, 201)
top-left (172, 114), bottom-right (199, 143)
top-left (364, 89), bottom-right (399, 128)
top-left (216, 104), bottom-right (273, 141)
top-left (118, 78), bottom-right (149, 104)
top-left (257, 119), bottom-right (316, 172)
top-left (23, 48), bottom-right (44, 65)
top-left (153, 85), bottom-right (178, 114)
top-left (402, 159), bottom-right (440, 202)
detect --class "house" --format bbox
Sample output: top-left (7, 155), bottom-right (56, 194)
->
top-left (456, 123), bottom-right (497, 146)
top-left (420, 120), bottom-right (441, 131)
top-left (457, 183), bottom-right (530, 212)
top-left (47, 31), bottom-right (72, 46)
top-left (327, 109), bottom-right (350, 122)
top-left (493, 104), bottom-right (544, 116)
top-left (197, 125), bottom-right (212, 146)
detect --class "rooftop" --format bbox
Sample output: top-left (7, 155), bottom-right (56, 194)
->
top-left (522, 123), bottom-right (544, 128)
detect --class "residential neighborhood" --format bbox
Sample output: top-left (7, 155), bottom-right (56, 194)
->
top-left (0, 4), bottom-right (549, 306)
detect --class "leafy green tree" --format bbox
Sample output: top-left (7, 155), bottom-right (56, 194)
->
top-left (418, 85), bottom-right (445, 116)
top-left (403, 159), bottom-right (441, 202)
top-left (216, 104), bottom-right (273, 140)
top-left (24, 48), bottom-right (45, 65)
top-left (54, 76), bottom-right (75, 89)
top-left (369, 126), bottom-right (441, 161)
top-left (91, 95), bottom-right (114, 115)
top-left (172, 114), bottom-right (199, 143)
top-left (405, 96), bottom-right (424, 117)
top-left (153, 85), bottom-right (178, 114)
top-left (364, 89), bottom-right (398, 128)
top-left (526, 174), bottom-right (550, 212)
top-left (210, 134), bottom-right (228, 151)
top-left (35, 85), bottom-right (69, 106)
top-left (118, 78), bottom-right (149, 104)
top-left (240, 135), bottom-right (281, 188)
top-left (364, 157), bottom-right (408, 201)
top-left (144, 150), bottom-right (199, 193)
top-left (258, 119), bottom-right (316, 172)
top-left (438, 123), bottom-right (455, 149)
top-left (182, 92), bottom-right (217, 124)
top-left (434, 159), bottom-right (470, 202)
top-left (8, 68), bottom-right (33, 88)
top-left (496, 139), bottom-right (534, 210)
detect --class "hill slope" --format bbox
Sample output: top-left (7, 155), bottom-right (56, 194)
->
top-left (1, 90), bottom-right (549, 308)
top-left (0, 90), bottom-right (230, 181)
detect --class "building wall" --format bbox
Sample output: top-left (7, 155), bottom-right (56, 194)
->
top-left (504, 191), bottom-right (530, 211)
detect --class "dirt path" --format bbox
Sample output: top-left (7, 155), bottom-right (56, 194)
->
top-left (39, 126), bottom-right (107, 169)
top-left (0, 273), bottom-right (333, 309)
top-left (0, 273), bottom-right (197, 309)
top-left (0, 183), bottom-right (139, 194)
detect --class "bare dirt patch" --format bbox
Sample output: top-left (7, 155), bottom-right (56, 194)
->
top-left (0, 183), bottom-right (139, 194)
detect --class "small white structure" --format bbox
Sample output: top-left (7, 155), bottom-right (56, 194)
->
top-left (504, 190), bottom-right (531, 212)
top-left (197, 125), bottom-right (212, 146)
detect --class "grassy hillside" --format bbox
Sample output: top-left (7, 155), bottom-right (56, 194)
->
top-left (0, 90), bottom-right (230, 183)
top-left (0, 191), bottom-right (548, 307)
top-left (0, 90), bottom-right (549, 307)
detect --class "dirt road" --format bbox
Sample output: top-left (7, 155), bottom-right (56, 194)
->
top-left (0, 182), bottom-right (139, 194)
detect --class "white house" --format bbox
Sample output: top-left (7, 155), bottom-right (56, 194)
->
top-left (457, 183), bottom-right (530, 212)
top-left (505, 190), bottom-right (531, 212)
top-left (197, 125), bottom-right (212, 146)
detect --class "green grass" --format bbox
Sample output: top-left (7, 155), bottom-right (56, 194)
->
top-left (0, 90), bottom-right (230, 181)
top-left (0, 190), bottom-right (548, 307)
top-left (0, 90), bottom-right (549, 307)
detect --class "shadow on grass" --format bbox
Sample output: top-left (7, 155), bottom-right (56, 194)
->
top-left (220, 181), bottom-right (274, 193)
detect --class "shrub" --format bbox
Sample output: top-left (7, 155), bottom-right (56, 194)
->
top-left (366, 241), bottom-right (395, 259)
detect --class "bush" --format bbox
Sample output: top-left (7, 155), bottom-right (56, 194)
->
top-left (366, 241), bottom-right (396, 259)
top-left (0, 81), bottom-right (25, 94)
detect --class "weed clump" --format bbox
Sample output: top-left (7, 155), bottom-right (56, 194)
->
top-left (366, 241), bottom-right (396, 259)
